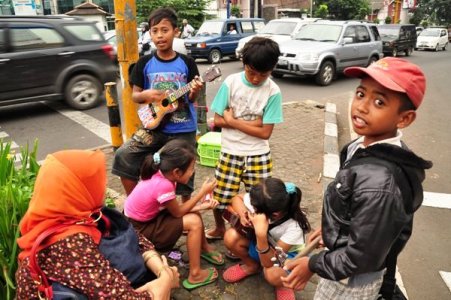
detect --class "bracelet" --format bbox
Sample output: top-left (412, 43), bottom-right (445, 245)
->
top-left (157, 265), bottom-right (170, 278)
top-left (143, 251), bottom-right (159, 264)
top-left (255, 245), bottom-right (271, 254)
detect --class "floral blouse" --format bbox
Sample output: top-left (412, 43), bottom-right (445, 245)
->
top-left (16, 232), bottom-right (154, 299)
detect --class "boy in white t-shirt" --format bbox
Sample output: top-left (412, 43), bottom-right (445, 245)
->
top-left (205, 37), bottom-right (283, 241)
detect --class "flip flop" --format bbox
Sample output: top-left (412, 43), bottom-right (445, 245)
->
top-left (223, 264), bottom-right (258, 283)
top-left (182, 267), bottom-right (218, 290)
top-left (275, 287), bottom-right (296, 300)
top-left (204, 228), bottom-right (223, 240)
top-left (200, 250), bottom-right (225, 266)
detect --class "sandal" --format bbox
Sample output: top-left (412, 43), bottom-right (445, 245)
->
top-left (275, 287), bottom-right (295, 300)
top-left (182, 267), bottom-right (218, 290)
top-left (204, 228), bottom-right (223, 240)
top-left (223, 264), bottom-right (258, 283)
top-left (200, 250), bottom-right (225, 266)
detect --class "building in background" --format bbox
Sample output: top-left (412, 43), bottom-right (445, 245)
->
top-left (65, 1), bottom-right (109, 32)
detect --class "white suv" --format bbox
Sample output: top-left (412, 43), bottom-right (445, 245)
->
top-left (235, 18), bottom-right (320, 58)
top-left (416, 27), bottom-right (448, 51)
top-left (274, 20), bottom-right (382, 86)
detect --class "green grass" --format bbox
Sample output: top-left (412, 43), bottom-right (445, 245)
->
top-left (0, 140), bottom-right (39, 300)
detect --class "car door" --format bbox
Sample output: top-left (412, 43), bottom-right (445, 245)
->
top-left (220, 21), bottom-right (242, 56)
top-left (0, 23), bottom-right (9, 98)
top-left (0, 21), bottom-right (68, 101)
top-left (339, 25), bottom-right (361, 68)
top-left (354, 25), bottom-right (374, 66)
top-left (440, 29), bottom-right (448, 47)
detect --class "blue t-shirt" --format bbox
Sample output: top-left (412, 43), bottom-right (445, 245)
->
top-left (131, 53), bottom-right (199, 134)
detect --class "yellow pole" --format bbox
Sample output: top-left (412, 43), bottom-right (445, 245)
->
top-left (393, 0), bottom-right (401, 24)
top-left (104, 82), bottom-right (124, 149)
top-left (113, 0), bottom-right (140, 139)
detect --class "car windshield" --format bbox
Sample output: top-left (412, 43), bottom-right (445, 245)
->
top-left (420, 29), bottom-right (440, 37)
top-left (294, 24), bottom-right (342, 42)
top-left (260, 22), bottom-right (297, 35)
top-left (378, 27), bottom-right (399, 38)
top-left (196, 21), bottom-right (223, 36)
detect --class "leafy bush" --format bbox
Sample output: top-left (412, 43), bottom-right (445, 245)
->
top-left (0, 140), bottom-right (39, 300)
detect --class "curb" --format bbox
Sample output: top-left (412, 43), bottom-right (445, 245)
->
top-left (323, 102), bottom-right (340, 189)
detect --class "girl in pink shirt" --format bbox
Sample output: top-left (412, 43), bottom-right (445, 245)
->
top-left (124, 139), bottom-right (224, 290)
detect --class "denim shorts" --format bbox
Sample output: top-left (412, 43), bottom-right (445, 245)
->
top-left (112, 129), bottom-right (196, 196)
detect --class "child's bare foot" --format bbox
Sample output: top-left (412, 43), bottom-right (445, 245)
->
top-left (205, 228), bottom-right (224, 240)
top-left (188, 267), bottom-right (218, 284)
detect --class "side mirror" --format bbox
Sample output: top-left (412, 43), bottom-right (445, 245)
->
top-left (343, 37), bottom-right (353, 44)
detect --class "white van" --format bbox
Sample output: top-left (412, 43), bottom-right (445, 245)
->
top-left (416, 27), bottom-right (448, 51)
top-left (235, 18), bottom-right (320, 58)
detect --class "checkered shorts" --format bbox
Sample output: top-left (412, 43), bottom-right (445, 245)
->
top-left (213, 152), bottom-right (272, 208)
top-left (314, 276), bottom-right (383, 300)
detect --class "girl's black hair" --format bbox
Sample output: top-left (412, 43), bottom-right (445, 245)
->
top-left (250, 178), bottom-right (311, 232)
top-left (140, 139), bottom-right (196, 180)
top-left (148, 7), bottom-right (178, 29)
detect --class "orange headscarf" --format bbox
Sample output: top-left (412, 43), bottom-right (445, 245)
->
top-left (17, 150), bottom-right (106, 260)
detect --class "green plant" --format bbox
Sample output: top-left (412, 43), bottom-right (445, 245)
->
top-left (0, 140), bottom-right (39, 300)
top-left (385, 16), bottom-right (392, 24)
top-left (231, 5), bottom-right (241, 18)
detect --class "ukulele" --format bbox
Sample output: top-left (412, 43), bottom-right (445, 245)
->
top-left (137, 66), bottom-right (222, 130)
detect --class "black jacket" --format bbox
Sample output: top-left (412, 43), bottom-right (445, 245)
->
top-left (309, 142), bottom-right (432, 281)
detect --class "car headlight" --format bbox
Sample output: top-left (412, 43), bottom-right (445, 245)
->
top-left (197, 42), bottom-right (207, 48)
top-left (297, 52), bottom-right (319, 62)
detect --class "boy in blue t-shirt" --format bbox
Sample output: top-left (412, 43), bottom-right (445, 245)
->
top-left (205, 37), bottom-right (284, 241)
top-left (112, 8), bottom-right (203, 199)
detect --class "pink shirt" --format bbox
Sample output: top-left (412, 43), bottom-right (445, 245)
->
top-left (124, 171), bottom-right (176, 222)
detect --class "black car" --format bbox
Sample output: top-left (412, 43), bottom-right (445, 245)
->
top-left (0, 16), bottom-right (117, 110)
top-left (378, 24), bottom-right (417, 57)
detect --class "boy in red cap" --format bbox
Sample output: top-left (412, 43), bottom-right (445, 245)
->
top-left (281, 57), bottom-right (433, 300)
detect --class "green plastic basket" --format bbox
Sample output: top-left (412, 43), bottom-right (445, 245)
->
top-left (197, 132), bottom-right (221, 167)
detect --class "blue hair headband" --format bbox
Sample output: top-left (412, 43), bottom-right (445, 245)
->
top-left (153, 152), bottom-right (161, 164)
top-left (285, 182), bottom-right (296, 194)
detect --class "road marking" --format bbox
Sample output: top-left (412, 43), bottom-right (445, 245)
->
top-left (45, 102), bottom-right (111, 143)
top-left (423, 192), bottom-right (451, 209)
top-left (439, 271), bottom-right (451, 293)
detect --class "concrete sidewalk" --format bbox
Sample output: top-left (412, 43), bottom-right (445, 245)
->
top-left (102, 100), bottom-right (330, 300)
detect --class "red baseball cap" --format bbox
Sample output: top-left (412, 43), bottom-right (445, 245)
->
top-left (344, 57), bottom-right (426, 109)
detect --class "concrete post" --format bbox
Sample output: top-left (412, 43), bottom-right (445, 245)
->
top-left (113, 0), bottom-right (140, 139)
top-left (105, 82), bottom-right (124, 150)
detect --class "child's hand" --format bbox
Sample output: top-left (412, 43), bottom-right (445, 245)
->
top-left (190, 76), bottom-right (204, 94)
top-left (238, 210), bottom-right (252, 228)
top-left (249, 213), bottom-right (269, 237)
top-left (223, 108), bottom-right (235, 124)
top-left (200, 178), bottom-right (217, 195)
top-left (197, 199), bottom-right (219, 210)
top-left (308, 227), bottom-right (324, 248)
top-left (142, 89), bottom-right (166, 104)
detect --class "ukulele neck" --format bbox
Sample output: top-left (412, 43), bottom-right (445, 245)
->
top-left (168, 77), bottom-right (203, 103)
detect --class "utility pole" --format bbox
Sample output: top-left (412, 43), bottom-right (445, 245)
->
top-left (226, 0), bottom-right (230, 18)
top-left (310, 0), bottom-right (313, 18)
top-left (113, 0), bottom-right (140, 139)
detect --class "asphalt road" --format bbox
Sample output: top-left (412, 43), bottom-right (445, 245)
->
top-left (1, 49), bottom-right (450, 299)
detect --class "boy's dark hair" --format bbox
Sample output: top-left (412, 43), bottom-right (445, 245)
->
top-left (148, 7), bottom-right (178, 29)
top-left (242, 37), bottom-right (281, 72)
top-left (398, 92), bottom-right (416, 112)
top-left (250, 178), bottom-right (311, 232)
top-left (140, 139), bottom-right (196, 180)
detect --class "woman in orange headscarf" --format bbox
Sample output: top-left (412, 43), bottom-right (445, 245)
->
top-left (16, 150), bottom-right (179, 299)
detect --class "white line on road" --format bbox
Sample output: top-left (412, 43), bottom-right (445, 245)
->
top-left (422, 192), bottom-right (451, 209)
top-left (439, 271), bottom-right (451, 293)
top-left (45, 102), bottom-right (111, 143)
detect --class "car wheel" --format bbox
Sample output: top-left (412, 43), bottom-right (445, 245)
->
top-left (208, 49), bottom-right (221, 64)
top-left (315, 61), bottom-right (335, 86)
top-left (367, 55), bottom-right (378, 66)
top-left (271, 72), bottom-right (284, 79)
top-left (443, 43), bottom-right (448, 51)
top-left (405, 47), bottom-right (413, 56)
top-left (392, 48), bottom-right (398, 57)
top-left (435, 44), bottom-right (440, 51)
top-left (64, 74), bottom-right (102, 110)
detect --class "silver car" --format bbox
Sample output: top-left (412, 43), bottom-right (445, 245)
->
top-left (274, 20), bottom-right (382, 86)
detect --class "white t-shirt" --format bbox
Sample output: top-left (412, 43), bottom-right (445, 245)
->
top-left (211, 72), bottom-right (283, 156)
top-left (243, 193), bottom-right (305, 253)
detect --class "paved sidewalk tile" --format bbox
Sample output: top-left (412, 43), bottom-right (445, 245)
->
top-left (103, 100), bottom-right (325, 300)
